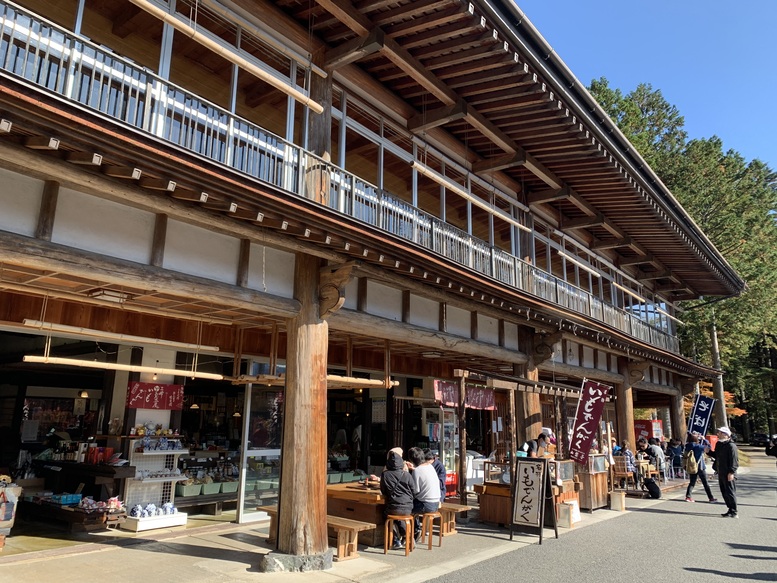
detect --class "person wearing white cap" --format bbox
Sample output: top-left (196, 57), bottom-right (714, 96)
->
top-left (706, 426), bottom-right (739, 518)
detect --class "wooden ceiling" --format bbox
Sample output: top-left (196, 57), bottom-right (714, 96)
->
top-left (268, 0), bottom-right (744, 300)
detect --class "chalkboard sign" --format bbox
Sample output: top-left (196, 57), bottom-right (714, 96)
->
top-left (510, 457), bottom-right (558, 543)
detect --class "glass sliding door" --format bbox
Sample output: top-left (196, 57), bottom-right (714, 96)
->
top-left (236, 382), bottom-right (284, 523)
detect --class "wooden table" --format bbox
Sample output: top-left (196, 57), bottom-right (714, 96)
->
top-left (439, 502), bottom-right (472, 536)
top-left (326, 483), bottom-right (385, 546)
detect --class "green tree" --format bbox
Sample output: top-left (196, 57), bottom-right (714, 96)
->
top-left (588, 78), bottom-right (777, 432)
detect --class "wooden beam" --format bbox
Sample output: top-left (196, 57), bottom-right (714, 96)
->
top-left (171, 190), bottom-right (208, 203)
top-left (619, 255), bottom-right (655, 267)
top-left (407, 99), bottom-right (467, 132)
top-left (24, 136), bottom-right (59, 150)
top-left (591, 237), bottom-right (632, 250)
top-left (324, 28), bottom-right (385, 70)
top-left (562, 213), bottom-right (606, 230)
top-left (0, 231), bottom-right (301, 318)
top-left (526, 185), bottom-right (570, 206)
top-left (237, 238), bottom-right (251, 287)
top-left (471, 151), bottom-right (527, 175)
top-left (66, 152), bottom-right (103, 166)
top-left (139, 177), bottom-right (176, 191)
top-left (150, 213), bottom-right (167, 268)
top-left (637, 270), bottom-right (673, 281)
top-left (202, 199), bottom-right (238, 213)
top-left (35, 180), bottom-right (59, 241)
top-left (328, 308), bottom-right (529, 365)
top-left (102, 166), bottom-right (142, 180)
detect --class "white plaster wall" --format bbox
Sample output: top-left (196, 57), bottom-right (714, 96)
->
top-left (610, 354), bottom-right (618, 373)
top-left (246, 244), bottom-right (295, 298)
top-left (446, 305), bottom-right (470, 338)
top-left (596, 350), bottom-right (608, 371)
top-left (165, 219), bottom-right (240, 284)
top-left (53, 187), bottom-right (154, 263)
top-left (366, 280), bottom-right (402, 321)
top-left (408, 295), bottom-right (439, 330)
top-left (343, 278), bottom-right (359, 310)
top-left (582, 345), bottom-right (594, 368)
top-left (503, 322), bottom-right (519, 351)
top-left (0, 167), bottom-right (41, 236)
top-left (477, 314), bottom-right (499, 345)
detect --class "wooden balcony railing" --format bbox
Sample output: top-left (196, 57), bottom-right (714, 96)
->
top-left (0, 1), bottom-right (679, 354)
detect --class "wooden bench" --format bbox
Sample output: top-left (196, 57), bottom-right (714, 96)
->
top-left (439, 502), bottom-right (472, 536)
top-left (257, 505), bottom-right (376, 561)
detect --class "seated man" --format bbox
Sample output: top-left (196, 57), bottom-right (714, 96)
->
top-left (524, 433), bottom-right (549, 458)
top-left (637, 437), bottom-right (666, 474)
top-left (408, 446), bottom-right (441, 542)
top-left (379, 448), bottom-right (414, 549)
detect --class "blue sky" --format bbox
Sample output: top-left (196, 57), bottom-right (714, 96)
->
top-left (516, 1), bottom-right (777, 170)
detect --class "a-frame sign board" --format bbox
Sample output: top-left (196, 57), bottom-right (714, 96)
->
top-left (510, 457), bottom-right (558, 544)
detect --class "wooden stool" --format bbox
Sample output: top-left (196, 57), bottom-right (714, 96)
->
top-left (421, 511), bottom-right (443, 550)
top-left (384, 514), bottom-right (414, 556)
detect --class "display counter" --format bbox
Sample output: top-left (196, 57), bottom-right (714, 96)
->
top-left (31, 460), bottom-right (136, 500)
top-left (473, 482), bottom-right (512, 525)
top-left (326, 483), bottom-right (385, 546)
top-left (576, 454), bottom-right (609, 512)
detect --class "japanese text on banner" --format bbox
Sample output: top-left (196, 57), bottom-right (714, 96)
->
top-left (568, 380), bottom-right (611, 465)
top-left (126, 382), bottom-right (184, 410)
top-left (686, 394), bottom-right (716, 437)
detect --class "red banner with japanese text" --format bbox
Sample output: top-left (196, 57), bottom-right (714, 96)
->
top-left (568, 380), bottom-right (611, 465)
top-left (433, 379), bottom-right (495, 410)
top-left (126, 382), bottom-right (185, 410)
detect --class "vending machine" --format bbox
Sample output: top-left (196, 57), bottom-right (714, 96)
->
top-left (422, 407), bottom-right (458, 496)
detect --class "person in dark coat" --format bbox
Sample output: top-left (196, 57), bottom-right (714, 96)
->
top-left (380, 448), bottom-right (414, 548)
top-left (707, 427), bottom-right (739, 518)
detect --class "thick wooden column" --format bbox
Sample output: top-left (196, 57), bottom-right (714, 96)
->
top-left (615, 357), bottom-right (636, 449)
top-left (278, 253), bottom-right (328, 556)
top-left (515, 329), bottom-right (545, 442)
top-left (669, 391), bottom-right (686, 440)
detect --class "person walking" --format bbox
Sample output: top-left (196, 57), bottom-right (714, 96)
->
top-left (707, 427), bottom-right (739, 518)
top-left (683, 432), bottom-right (717, 503)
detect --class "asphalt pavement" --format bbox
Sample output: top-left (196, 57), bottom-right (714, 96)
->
top-left (0, 446), bottom-right (773, 583)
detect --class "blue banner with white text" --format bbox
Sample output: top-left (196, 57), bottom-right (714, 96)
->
top-left (686, 394), bottom-right (716, 437)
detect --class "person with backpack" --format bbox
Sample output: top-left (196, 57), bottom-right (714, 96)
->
top-left (683, 432), bottom-right (717, 503)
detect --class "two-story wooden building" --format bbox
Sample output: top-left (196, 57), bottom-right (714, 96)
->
top-left (0, 0), bottom-right (743, 564)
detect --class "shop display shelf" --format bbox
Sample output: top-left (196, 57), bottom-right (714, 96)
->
top-left (134, 476), bottom-right (189, 483)
top-left (121, 512), bottom-right (188, 532)
top-left (137, 450), bottom-right (185, 456)
top-left (219, 481), bottom-right (239, 493)
top-left (175, 483), bottom-right (203, 497)
top-left (200, 483), bottom-right (221, 495)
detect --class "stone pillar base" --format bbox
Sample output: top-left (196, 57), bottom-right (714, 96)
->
top-left (257, 549), bottom-right (334, 573)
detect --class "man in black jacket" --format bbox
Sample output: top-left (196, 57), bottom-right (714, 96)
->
top-left (707, 427), bottom-right (739, 518)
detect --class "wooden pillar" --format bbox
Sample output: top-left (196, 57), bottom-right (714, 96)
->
top-left (457, 373), bottom-right (467, 505)
top-left (615, 357), bottom-right (636, 450)
top-left (670, 391), bottom-right (686, 440)
top-left (515, 329), bottom-right (544, 442)
top-left (278, 253), bottom-right (328, 556)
